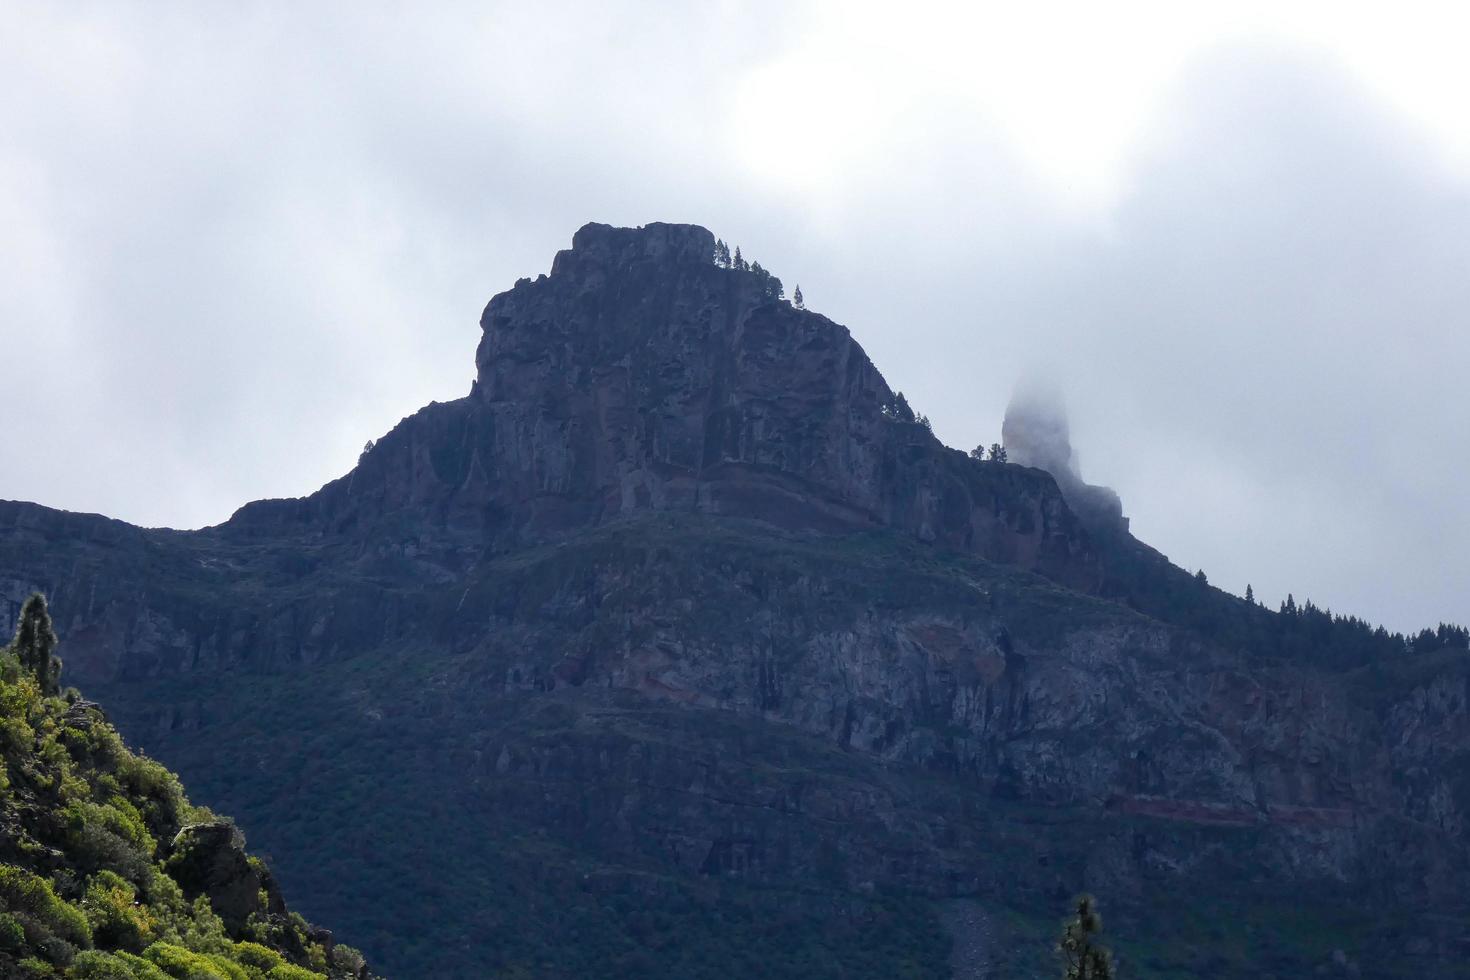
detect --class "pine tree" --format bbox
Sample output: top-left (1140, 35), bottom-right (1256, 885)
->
top-left (893, 392), bottom-right (915, 423)
top-left (1058, 894), bottom-right (1114, 979)
top-left (969, 445), bottom-right (985, 460)
top-left (714, 239), bottom-right (731, 267)
top-left (793, 284), bottom-right (804, 309)
top-left (12, 593), bottom-right (60, 696)
top-left (988, 443), bottom-right (1007, 462)
top-left (1245, 584), bottom-right (1255, 604)
top-left (733, 246), bottom-right (748, 272)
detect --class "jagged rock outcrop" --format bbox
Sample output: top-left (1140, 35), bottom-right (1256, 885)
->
top-left (165, 822), bottom-right (283, 930)
top-left (0, 222), bottom-right (1466, 978)
top-left (1002, 380), bottom-right (1128, 538)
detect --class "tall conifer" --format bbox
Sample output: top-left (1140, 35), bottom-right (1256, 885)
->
top-left (1058, 895), bottom-right (1114, 979)
top-left (13, 593), bottom-right (60, 695)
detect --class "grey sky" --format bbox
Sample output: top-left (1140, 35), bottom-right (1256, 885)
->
top-left (2, 3), bottom-right (1466, 634)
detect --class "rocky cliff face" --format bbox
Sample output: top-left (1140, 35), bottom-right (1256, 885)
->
top-left (0, 223), bottom-right (1466, 978)
top-left (228, 223), bottom-right (1094, 588)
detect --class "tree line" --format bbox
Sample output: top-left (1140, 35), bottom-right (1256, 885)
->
top-left (712, 238), bottom-right (785, 303)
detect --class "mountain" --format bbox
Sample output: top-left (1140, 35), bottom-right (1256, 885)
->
top-left (0, 595), bottom-right (373, 979)
top-left (2, 222), bottom-right (1468, 978)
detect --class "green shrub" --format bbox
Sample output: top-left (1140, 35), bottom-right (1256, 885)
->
top-left (326, 944), bottom-right (364, 974)
top-left (1, 910), bottom-right (26, 950)
top-left (18, 955), bottom-right (58, 976)
top-left (203, 954), bottom-right (251, 980)
top-left (135, 872), bottom-right (226, 958)
top-left (82, 871), bottom-right (155, 952)
top-left (264, 964), bottom-right (324, 980)
top-left (113, 952), bottom-right (172, 980)
top-left (102, 798), bottom-right (155, 857)
top-left (231, 942), bottom-right (282, 970)
top-left (114, 756), bottom-right (188, 840)
top-left (0, 712), bottom-right (34, 752)
top-left (0, 866), bottom-right (93, 948)
top-left (67, 950), bottom-right (139, 979)
top-left (63, 801), bottom-right (154, 882)
top-left (34, 934), bottom-right (79, 966)
top-left (141, 942), bottom-right (234, 980)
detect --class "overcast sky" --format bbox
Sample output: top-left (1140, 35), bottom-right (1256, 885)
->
top-left (2, 1), bottom-right (1467, 633)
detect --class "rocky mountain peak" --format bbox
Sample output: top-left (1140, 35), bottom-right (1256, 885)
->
top-left (206, 222), bottom-right (1099, 583)
top-left (456, 223), bottom-right (1096, 583)
top-left (5, 222), bottom-right (1470, 980)
top-left (552, 221), bottom-right (717, 276)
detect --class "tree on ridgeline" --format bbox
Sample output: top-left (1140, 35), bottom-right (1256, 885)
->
top-left (970, 445), bottom-right (985, 460)
top-left (893, 392), bottom-right (915, 423)
top-left (1245, 584), bottom-right (1255, 605)
top-left (988, 443), bottom-right (1007, 462)
top-left (714, 239), bottom-right (731, 267)
top-left (12, 593), bottom-right (60, 696)
top-left (793, 284), bottom-right (804, 309)
top-left (733, 246), bottom-right (748, 271)
top-left (1058, 894), bottom-right (1114, 979)
top-left (747, 260), bottom-right (784, 301)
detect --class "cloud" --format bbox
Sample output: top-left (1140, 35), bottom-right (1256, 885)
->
top-left (0, 5), bottom-right (1464, 633)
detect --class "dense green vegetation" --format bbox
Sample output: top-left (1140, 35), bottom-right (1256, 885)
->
top-left (0, 596), bottom-right (369, 980)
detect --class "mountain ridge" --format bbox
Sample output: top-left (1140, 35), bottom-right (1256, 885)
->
top-left (220, 221), bottom-right (1096, 592)
top-left (2, 221), bottom-right (1468, 977)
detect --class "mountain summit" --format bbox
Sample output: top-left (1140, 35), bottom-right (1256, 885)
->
top-left (2, 223), bottom-right (1467, 978)
top-left (230, 221), bottom-right (1093, 588)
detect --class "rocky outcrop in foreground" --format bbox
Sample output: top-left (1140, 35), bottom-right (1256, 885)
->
top-left (0, 599), bottom-right (372, 979)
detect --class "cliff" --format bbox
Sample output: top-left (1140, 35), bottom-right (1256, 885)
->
top-left (0, 223), bottom-right (1466, 978)
top-left (227, 222), bottom-right (1094, 589)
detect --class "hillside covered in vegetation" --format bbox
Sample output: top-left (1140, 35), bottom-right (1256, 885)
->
top-left (0, 595), bottom-right (373, 980)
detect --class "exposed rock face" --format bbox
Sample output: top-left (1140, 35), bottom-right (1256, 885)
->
top-left (165, 822), bottom-right (282, 930)
top-left (0, 223), bottom-right (1466, 977)
top-left (230, 222), bottom-right (1094, 589)
top-left (1002, 381), bottom-right (1128, 538)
